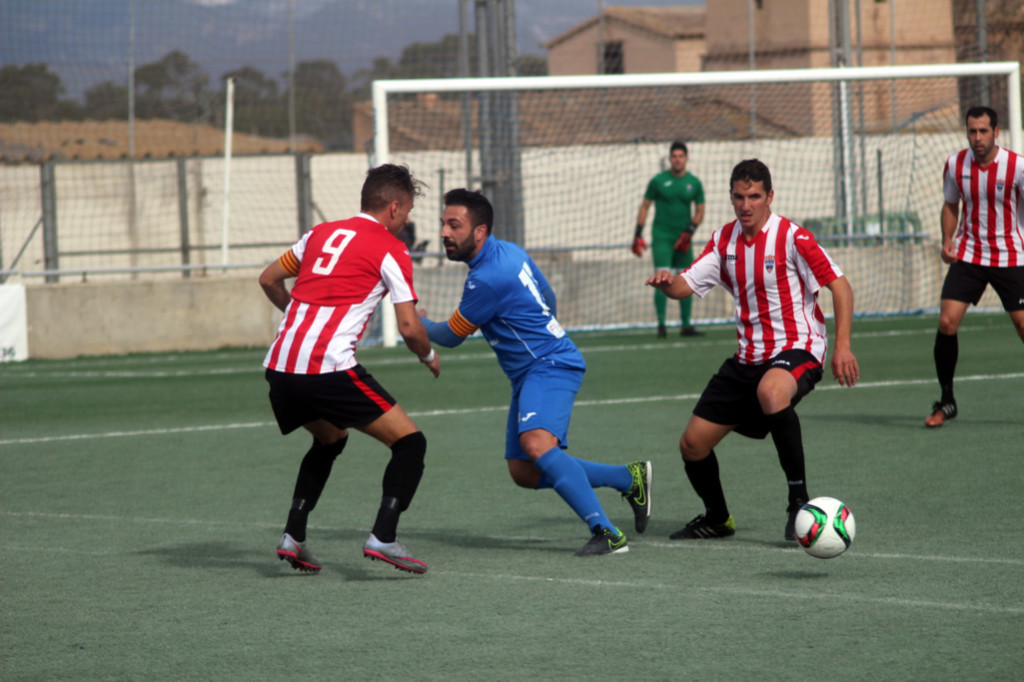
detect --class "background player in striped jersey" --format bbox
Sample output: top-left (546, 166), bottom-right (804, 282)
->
top-left (259, 164), bottom-right (440, 574)
top-left (647, 159), bottom-right (859, 541)
top-left (420, 188), bottom-right (652, 557)
top-left (927, 105), bottom-right (1024, 428)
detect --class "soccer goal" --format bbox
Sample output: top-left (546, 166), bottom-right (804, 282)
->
top-left (373, 62), bottom-right (1022, 344)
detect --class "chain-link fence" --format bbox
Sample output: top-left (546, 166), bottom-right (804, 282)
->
top-left (1, 0), bottom-right (1020, 284)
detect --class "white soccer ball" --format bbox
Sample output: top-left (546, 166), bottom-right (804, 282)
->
top-left (794, 496), bottom-right (855, 559)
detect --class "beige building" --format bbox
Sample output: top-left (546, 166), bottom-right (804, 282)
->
top-left (704, 0), bottom-right (957, 134)
top-left (544, 6), bottom-right (706, 75)
top-left (704, 0), bottom-right (955, 70)
top-left (545, 1), bottom-right (959, 136)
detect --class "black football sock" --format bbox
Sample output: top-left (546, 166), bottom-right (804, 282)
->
top-left (371, 497), bottom-right (402, 544)
top-left (373, 431), bottom-right (427, 542)
top-left (767, 406), bottom-right (809, 508)
top-left (934, 331), bottom-right (958, 404)
top-left (683, 450), bottom-right (729, 523)
top-left (284, 436), bottom-right (347, 543)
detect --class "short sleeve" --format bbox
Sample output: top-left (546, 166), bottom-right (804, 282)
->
top-left (456, 274), bottom-right (499, 327)
top-left (942, 155), bottom-right (961, 204)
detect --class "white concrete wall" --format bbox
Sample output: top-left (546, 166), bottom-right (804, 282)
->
top-left (5, 130), bottom-right (1014, 358)
top-left (17, 239), bottom-right (1002, 359)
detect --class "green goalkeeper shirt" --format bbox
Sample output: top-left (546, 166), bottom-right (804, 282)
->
top-left (644, 170), bottom-right (705, 241)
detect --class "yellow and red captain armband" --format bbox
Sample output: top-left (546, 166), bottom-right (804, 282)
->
top-left (448, 309), bottom-right (478, 338)
top-left (279, 250), bottom-right (300, 276)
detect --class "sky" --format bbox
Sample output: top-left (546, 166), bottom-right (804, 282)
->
top-left (1, 0), bottom-right (703, 100)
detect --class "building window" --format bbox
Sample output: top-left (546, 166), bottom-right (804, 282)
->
top-left (601, 41), bottom-right (624, 74)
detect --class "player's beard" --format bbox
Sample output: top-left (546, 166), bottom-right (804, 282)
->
top-left (443, 233), bottom-right (475, 262)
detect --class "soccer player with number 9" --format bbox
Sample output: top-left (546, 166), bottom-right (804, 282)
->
top-left (260, 164), bottom-right (440, 574)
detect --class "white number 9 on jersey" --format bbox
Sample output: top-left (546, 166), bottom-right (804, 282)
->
top-left (311, 228), bottom-right (356, 275)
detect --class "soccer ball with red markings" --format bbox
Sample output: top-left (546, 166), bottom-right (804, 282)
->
top-left (794, 496), bottom-right (855, 559)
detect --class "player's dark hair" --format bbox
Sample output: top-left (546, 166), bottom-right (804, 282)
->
top-left (670, 140), bottom-right (688, 155)
top-left (965, 105), bottom-right (998, 128)
top-left (444, 188), bottom-right (494, 234)
top-left (361, 164), bottom-right (424, 212)
top-left (730, 158), bottom-right (772, 193)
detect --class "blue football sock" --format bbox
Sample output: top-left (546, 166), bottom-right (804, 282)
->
top-left (534, 448), bottom-right (616, 532)
top-left (535, 456), bottom-right (632, 493)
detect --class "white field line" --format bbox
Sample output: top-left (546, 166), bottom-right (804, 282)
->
top-left (0, 322), bottom-right (999, 379)
top-left (434, 571), bottom-right (1024, 615)
top-left (6, 509), bottom-right (1024, 572)
top-left (4, 510), bottom-right (1023, 614)
top-left (1, 371), bottom-right (1021, 446)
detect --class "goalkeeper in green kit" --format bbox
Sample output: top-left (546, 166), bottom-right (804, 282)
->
top-left (632, 140), bottom-right (706, 337)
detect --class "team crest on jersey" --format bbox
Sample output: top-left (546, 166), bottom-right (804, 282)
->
top-left (997, 182), bottom-right (1005, 192)
top-left (764, 256), bottom-right (775, 273)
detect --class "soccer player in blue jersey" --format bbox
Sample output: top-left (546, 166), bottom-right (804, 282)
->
top-left (420, 188), bottom-right (651, 556)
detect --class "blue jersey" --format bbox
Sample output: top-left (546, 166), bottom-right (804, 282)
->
top-left (456, 237), bottom-right (585, 383)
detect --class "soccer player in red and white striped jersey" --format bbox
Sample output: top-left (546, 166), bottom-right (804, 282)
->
top-left (647, 159), bottom-right (859, 542)
top-left (927, 105), bottom-right (1024, 427)
top-left (259, 164), bottom-right (440, 574)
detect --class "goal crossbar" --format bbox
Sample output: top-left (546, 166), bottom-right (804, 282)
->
top-left (374, 62), bottom-right (1023, 163)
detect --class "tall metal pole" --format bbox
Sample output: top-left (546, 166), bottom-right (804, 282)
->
top-left (502, 0), bottom-right (524, 246)
top-left (128, 0), bottom-right (135, 160)
top-left (838, 0), bottom-right (855, 239)
top-left (748, 0), bottom-right (756, 139)
top-left (221, 77), bottom-right (235, 269)
top-left (458, 0), bottom-right (473, 187)
top-left (288, 0), bottom-right (296, 152)
top-left (829, 0), bottom-right (856, 240)
top-left (127, 0), bottom-right (139, 275)
top-left (475, 0), bottom-right (492, 197)
top-left (976, 0), bottom-right (990, 106)
top-left (889, 0), bottom-right (896, 129)
top-left (855, 0), bottom-right (867, 218)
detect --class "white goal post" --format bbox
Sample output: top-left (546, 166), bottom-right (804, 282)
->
top-left (373, 62), bottom-right (1022, 346)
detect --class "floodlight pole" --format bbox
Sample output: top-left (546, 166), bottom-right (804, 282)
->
top-left (221, 77), bottom-right (235, 270)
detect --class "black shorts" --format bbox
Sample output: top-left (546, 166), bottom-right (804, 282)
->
top-left (265, 365), bottom-right (397, 435)
top-left (941, 261), bottom-right (1024, 311)
top-left (692, 350), bottom-right (824, 440)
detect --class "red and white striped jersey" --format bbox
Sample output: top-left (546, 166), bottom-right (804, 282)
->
top-left (942, 146), bottom-right (1024, 267)
top-left (263, 214), bottom-right (417, 374)
top-left (683, 213), bottom-right (843, 365)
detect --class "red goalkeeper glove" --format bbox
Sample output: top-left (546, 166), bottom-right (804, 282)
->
top-left (631, 236), bottom-right (648, 257)
top-left (674, 229), bottom-right (694, 252)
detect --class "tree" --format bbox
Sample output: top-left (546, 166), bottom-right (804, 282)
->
top-left (218, 66), bottom-right (287, 137)
top-left (397, 34), bottom-right (472, 79)
top-left (286, 59), bottom-right (351, 148)
top-left (351, 34), bottom-right (476, 98)
top-left (0, 63), bottom-right (82, 122)
top-left (134, 50), bottom-right (211, 122)
top-left (515, 55), bottom-right (547, 77)
top-left (349, 34), bottom-right (547, 99)
top-left (84, 81), bottom-right (129, 120)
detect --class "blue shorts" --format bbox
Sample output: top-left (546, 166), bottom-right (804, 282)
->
top-left (504, 364), bottom-right (583, 460)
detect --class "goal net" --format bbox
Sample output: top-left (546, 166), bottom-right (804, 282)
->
top-left (373, 63), bottom-right (1022, 339)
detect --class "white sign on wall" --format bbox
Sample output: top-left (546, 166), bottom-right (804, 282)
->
top-left (0, 284), bottom-right (30, 361)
